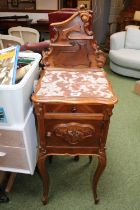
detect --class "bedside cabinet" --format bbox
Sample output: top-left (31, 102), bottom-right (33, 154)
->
top-left (32, 69), bottom-right (118, 204)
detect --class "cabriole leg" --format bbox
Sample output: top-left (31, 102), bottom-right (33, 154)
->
top-left (92, 152), bottom-right (106, 204)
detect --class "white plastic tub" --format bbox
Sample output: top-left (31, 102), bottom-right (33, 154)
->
top-left (0, 52), bottom-right (41, 126)
top-left (0, 107), bottom-right (38, 174)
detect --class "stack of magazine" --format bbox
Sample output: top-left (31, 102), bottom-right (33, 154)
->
top-left (0, 46), bottom-right (20, 85)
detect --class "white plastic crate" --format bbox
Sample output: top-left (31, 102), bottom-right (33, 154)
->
top-left (0, 52), bottom-right (41, 126)
top-left (0, 107), bottom-right (38, 174)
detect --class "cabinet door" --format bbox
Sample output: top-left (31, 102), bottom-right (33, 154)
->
top-left (45, 119), bottom-right (103, 148)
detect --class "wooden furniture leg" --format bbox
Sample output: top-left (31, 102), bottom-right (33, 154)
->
top-left (0, 172), bottom-right (7, 186)
top-left (74, 156), bottom-right (92, 162)
top-left (5, 172), bottom-right (16, 193)
top-left (37, 153), bottom-right (49, 205)
top-left (92, 151), bottom-right (106, 204)
top-left (0, 187), bottom-right (9, 203)
top-left (73, 155), bottom-right (79, 161)
top-left (0, 172), bottom-right (9, 203)
top-left (48, 155), bottom-right (53, 163)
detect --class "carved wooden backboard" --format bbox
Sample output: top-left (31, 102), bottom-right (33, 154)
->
top-left (42, 5), bottom-right (106, 69)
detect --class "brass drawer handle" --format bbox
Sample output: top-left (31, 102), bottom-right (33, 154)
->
top-left (71, 106), bottom-right (77, 113)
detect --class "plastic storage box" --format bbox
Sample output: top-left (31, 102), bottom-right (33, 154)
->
top-left (0, 52), bottom-right (41, 127)
top-left (0, 107), bottom-right (37, 174)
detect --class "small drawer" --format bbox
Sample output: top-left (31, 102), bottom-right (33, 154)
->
top-left (0, 146), bottom-right (29, 171)
top-left (0, 130), bottom-right (25, 148)
top-left (45, 104), bottom-right (105, 114)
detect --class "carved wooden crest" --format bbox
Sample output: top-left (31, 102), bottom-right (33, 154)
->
top-left (42, 5), bottom-right (106, 69)
top-left (53, 122), bottom-right (95, 145)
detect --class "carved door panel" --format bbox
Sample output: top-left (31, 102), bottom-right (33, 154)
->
top-left (45, 119), bottom-right (104, 147)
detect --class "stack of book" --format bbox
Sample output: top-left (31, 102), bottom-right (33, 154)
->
top-left (0, 46), bottom-right (35, 85)
top-left (0, 46), bottom-right (19, 85)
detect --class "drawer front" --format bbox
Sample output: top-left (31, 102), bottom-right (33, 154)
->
top-left (45, 104), bottom-right (105, 114)
top-left (0, 130), bottom-right (25, 148)
top-left (45, 119), bottom-right (105, 147)
top-left (0, 146), bottom-right (29, 170)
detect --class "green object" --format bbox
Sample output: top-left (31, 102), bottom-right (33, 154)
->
top-left (0, 107), bottom-right (7, 123)
top-left (18, 57), bottom-right (35, 65)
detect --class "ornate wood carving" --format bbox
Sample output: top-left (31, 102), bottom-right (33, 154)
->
top-left (79, 5), bottom-right (93, 36)
top-left (34, 103), bottom-right (44, 118)
top-left (103, 106), bottom-right (113, 120)
top-left (41, 5), bottom-right (106, 69)
top-left (31, 5), bottom-right (118, 206)
top-left (53, 122), bottom-right (95, 145)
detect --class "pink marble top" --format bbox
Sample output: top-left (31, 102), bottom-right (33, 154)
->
top-left (36, 69), bottom-right (114, 100)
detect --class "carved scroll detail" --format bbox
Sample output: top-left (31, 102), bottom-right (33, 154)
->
top-left (53, 122), bottom-right (95, 145)
top-left (78, 4), bottom-right (94, 36)
top-left (95, 50), bottom-right (107, 68)
top-left (34, 103), bottom-right (44, 117)
top-left (84, 22), bottom-right (94, 36)
top-left (103, 107), bottom-right (113, 120)
top-left (51, 27), bottom-right (59, 43)
top-left (41, 49), bottom-right (53, 67)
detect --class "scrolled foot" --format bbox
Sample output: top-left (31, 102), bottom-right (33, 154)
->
top-left (94, 197), bottom-right (100, 204)
top-left (92, 152), bottom-right (106, 205)
top-left (42, 195), bottom-right (48, 205)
